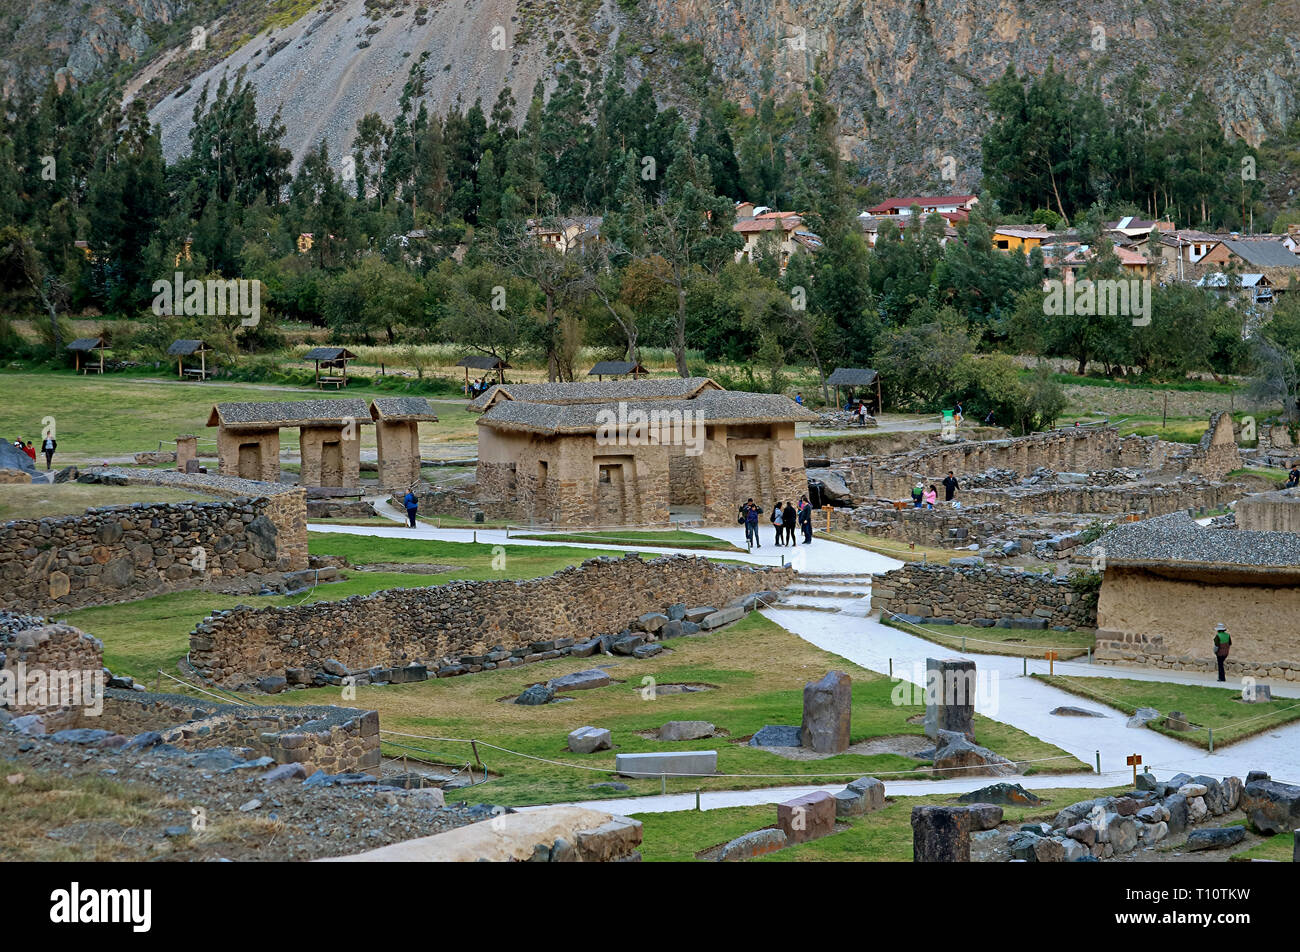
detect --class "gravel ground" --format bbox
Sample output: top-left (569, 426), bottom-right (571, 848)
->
top-left (0, 730), bottom-right (502, 862)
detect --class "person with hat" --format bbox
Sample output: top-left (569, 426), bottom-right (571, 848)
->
top-left (1213, 623), bottom-right (1232, 682)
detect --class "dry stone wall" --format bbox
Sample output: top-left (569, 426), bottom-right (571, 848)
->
top-left (190, 554), bottom-right (794, 688)
top-left (0, 471), bottom-right (307, 612)
top-left (870, 563), bottom-right (1098, 629)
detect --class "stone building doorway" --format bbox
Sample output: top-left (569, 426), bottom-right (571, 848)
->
top-left (237, 442), bottom-right (263, 480)
top-left (320, 440), bottom-right (343, 487)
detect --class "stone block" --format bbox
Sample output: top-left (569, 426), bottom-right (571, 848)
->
top-left (567, 726), bottom-right (612, 754)
top-left (924, 657), bottom-right (975, 742)
top-left (615, 751), bottom-right (716, 778)
top-left (846, 776), bottom-right (886, 812)
top-left (548, 669), bottom-right (611, 692)
top-left (911, 805), bottom-right (970, 862)
top-left (964, 803), bottom-right (1004, 831)
top-left (658, 721), bottom-right (714, 741)
top-left (778, 791), bottom-right (836, 844)
top-left (700, 606), bottom-right (744, 629)
top-left (801, 670), bottom-right (851, 753)
top-left (719, 829), bottom-right (786, 861)
top-left (749, 725), bottom-right (802, 747)
top-left (1241, 779), bottom-right (1300, 834)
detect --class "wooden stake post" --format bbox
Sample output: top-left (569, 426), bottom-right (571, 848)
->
top-left (1126, 753), bottom-right (1142, 787)
top-left (1045, 650), bottom-right (1059, 676)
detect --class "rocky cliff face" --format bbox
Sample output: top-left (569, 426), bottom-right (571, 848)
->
top-left (5, 0), bottom-right (1299, 189)
top-left (637, 0), bottom-right (1300, 189)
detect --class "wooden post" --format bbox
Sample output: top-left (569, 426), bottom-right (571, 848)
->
top-left (201, 348), bottom-right (206, 380)
top-left (1045, 650), bottom-right (1059, 676)
top-left (178, 357), bottom-right (183, 379)
top-left (1126, 753), bottom-right (1142, 786)
top-left (877, 376), bottom-right (883, 415)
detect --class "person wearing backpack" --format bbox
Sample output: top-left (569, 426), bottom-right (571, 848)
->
top-left (771, 501), bottom-right (784, 546)
top-left (741, 498), bottom-right (760, 549)
top-left (1213, 623), bottom-right (1232, 682)
top-left (402, 489), bottom-right (419, 528)
top-left (910, 482), bottom-right (924, 508)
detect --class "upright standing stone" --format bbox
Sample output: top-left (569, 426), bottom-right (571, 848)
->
top-left (925, 657), bottom-right (976, 742)
top-left (801, 670), bottom-right (851, 753)
top-left (911, 805), bottom-right (971, 862)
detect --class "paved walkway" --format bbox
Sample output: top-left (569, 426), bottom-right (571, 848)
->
top-left (309, 514), bottom-right (1300, 805)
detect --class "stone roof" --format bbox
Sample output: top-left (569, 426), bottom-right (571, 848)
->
top-left (478, 389), bottom-right (818, 435)
top-left (369, 397), bottom-right (439, 422)
top-left (302, 347), bottom-right (357, 361)
top-left (207, 399), bottom-right (373, 429)
top-left (1221, 240), bottom-right (1300, 269)
top-left (1081, 511), bottom-right (1300, 572)
top-left (468, 377), bottom-right (721, 412)
top-left (826, 367), bottom-right (879, 386)
top-left (588, 360), bottom-right (646, 376)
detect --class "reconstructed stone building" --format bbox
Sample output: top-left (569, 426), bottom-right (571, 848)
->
top-left (208, 399), bottom-right (371, 487)
top-left (370, 397), bottom-right (439, 492)
top-left (470, 378), bottom-right (817, 524)
top-left (1087, 512), bottom-right (1300, 673)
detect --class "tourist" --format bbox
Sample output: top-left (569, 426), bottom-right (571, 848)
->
top-left (795, 392), bottom-right (803, 406)
top-left (41, 435), bottom-right (56, 470)
top-left (1213, 623), bottom-right (1232, 682)
top-left (856, 402), bottom-right (867, 426)
top-left (402, 488), bottom-right (419, 528)
top-left (798, 496), bottom-right (813, 544)
top-left (23, 441), bottom-right (36, 462)
top-left (783, 501), bottom-right (798, 545)
top-left (955, 401), bottom-right (964, 426)
top-left (923, 484), bottom-right (937, 510)
top-left (942, 470), bottom-right (959, 503)
top-left (911, 482), bottom-right (924, 508)
top-left (984, 409), bottom-right (995, 426)
top-left (771, 501), bottom-right (784, 546)
top-left (1287, 464), bottom-right (1299, 489)
top-left (741, 498), bottom-right (760, 548)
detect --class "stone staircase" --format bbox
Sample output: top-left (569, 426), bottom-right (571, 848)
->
top-left (776, 573), bottom-right (874, 615)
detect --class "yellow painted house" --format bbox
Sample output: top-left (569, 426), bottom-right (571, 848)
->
top-left (993, 224), bottom-right (1053, 253)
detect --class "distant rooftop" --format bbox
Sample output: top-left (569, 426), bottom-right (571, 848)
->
top-left (468, 377), bottom-right (721, 412)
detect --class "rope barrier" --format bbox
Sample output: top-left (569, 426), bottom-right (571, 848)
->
top-left (155, 670), bottom-right (254, 706)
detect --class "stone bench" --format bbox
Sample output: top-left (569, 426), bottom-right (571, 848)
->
top-left (614, 751), bottom-right (717, 778)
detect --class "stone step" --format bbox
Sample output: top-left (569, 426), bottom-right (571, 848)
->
top-left (786, 585), bottom-right (870, 598)
top-left (780, 594), bottom-right (871, 612)
top-left (796, 574), bottom-right (874, 585)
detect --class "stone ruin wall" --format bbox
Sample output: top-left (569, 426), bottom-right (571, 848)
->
top-left (190, 554), bottom-right (795, 688)
top-left (0, 472), bottom-right (307, 613)
top-left (82, 690), bottom-right (381, 774)
top-left (870, 563), bottom-right (1098, 629)
top-left (1, 622), bottom-right (105, 730)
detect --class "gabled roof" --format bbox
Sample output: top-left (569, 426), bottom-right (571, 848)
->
top-left (468, 377), bottom-right (722, 412)
top-left (478, 389), bottom-right (818, 435)
top-left (994, 225), bottom-right (1053, 240)
top-left (825, 367), bottom-right (879, 386)
top-left (369, 397), bottom-right (439, 423)
top-left (1197, 272), bottom-right (1270, 288)
top-left (867, 195), bottom-right (977, 214)
top-left (1080, 511), bottom-right (1300, 574)
top-left (207, 399), bottom-right (373, 429)
top-left (66, 337), bottom-right (107, 351)
top-left (167, 339), bottom-right (213, 356)
top-left (588, 360), bottom-right (648, 376)
top-left (1220, 240), bottom-right (1300, 269)
top-left (302, 347), bottom-right (357, 361)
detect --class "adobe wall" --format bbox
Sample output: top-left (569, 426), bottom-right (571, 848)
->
top-left (189, 554), bottom-right (794, 687)
top-left (0, 471), bottom-right (307, 612)
top-left (374, 419), bottom-right (421, 492)
top-left (299, 424), bottom-right (362, 489)
top-left (1095, 565), bottom-right (1300, 679)
top-left (216, 427), bottom-right (280, 482)
top-left (1236, 492), bottom-right (1300, 533)
top-left (870, 563), bottom-right (1098, 629)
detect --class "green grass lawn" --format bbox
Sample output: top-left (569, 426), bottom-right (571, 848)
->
top-left (63, 533), bottom-right (622, 681)
top-left (1231, 832), bottom-right (1295, 862)
top-left (0, 483), bottom-right (217, 521)
top-left (634, 783), bottom-right (1132, 861)
top-left (0, 371), bottom-right (478, 458)
top-left (512, 528), bottom-right (744, 552)
top-left (1227, 467), bottom-right (1287, 484)
top-left (820, 529), bottom-right (956, 564)
top-left (882, 618), bottom-right (1095, 660)
top-left (1034, 674), bottom-right (1300, 748)
top-left (1052, 373), bottom-right (1239, 393)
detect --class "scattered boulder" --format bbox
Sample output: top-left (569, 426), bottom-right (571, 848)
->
top-left (1188, 797), bottom-right (1208, 823)
top-left (749, 725), bottom-right (802, 748)
top-left (846, 777), bottom-right (886, 812)
top-left (719, 829), bottom-right (786, 861)
top-left (932, 729), bottom-right (1017, 777)
top-left (658, 721), bottom-right (714, 742)
top-left (957, 783), bottom-right (1042, 806)
top-left (515, 684), bottom-right (555, 706)
top-left (1106, 814), bottom-right (1139, 854)
top-left (256, 675), bottom-right (287, 694)
top-left (964, 803), bottom-right (1004, 831)
top-left (1164, 711), bottom-right (1190, 731)
top-left (1065, 822), bottom-right (1096, 846)
top-left (778, 791), bottom-right (836, 844)
top-left (1221, 776), bottom-right (1243, 812)
top-left (834, 788), bottom-right (868, 817)
top-left (634, 612), bottom-right (669, 633)
top-left (632, 644), bottom-right (662, 659)
top-left (567, 726), bottom-right (612, 754)
top-left (261, 763), bottom-right (309, 783)
top-left (1051, 706), bottom-right (1106, 718)
top-left (1185, 827), bottom-right (1246, 851)
top-left (1241, 778), bottom-right (1300, 834)
top-left (1165, 794), bottom-right (1189, 836)
top-left (1127, 707), bottom-right (1160, 728)
top-left (970, 828), bottom-right (1016, 862)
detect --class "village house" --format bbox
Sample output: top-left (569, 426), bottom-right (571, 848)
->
top-left (1197, 239), bottom-right (1300, 286)
top-left (864, 194), bottom-right (978, 223)
top-left (857, 214), bottom-right (959, 248)
top-left (470, 377), bottom-right (816, 525)
top-left (992, 223), bottom-right (1053, 253)
top-left (1104, 216), bottom-right (1176, 242)
top-left (733, 210), bottom-right (822, 272)
top-left (525, 216), bottom-right (603, 254)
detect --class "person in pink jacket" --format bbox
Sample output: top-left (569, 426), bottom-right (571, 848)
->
top-left (923, 485), bottom-right (937, 510)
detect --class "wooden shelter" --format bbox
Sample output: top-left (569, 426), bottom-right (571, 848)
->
top-left (303, 347), bottom-right (357, 389)
top-left (67, 337), bottom-right (109, 374)
top-left (457, 354), bottom-right (509, 394)
top-left (825, 367), bottom-right (882, 414)
top-left (167, 339), bottom-right (215, 380)
top-left (587, 360), bottom-right (648, 380)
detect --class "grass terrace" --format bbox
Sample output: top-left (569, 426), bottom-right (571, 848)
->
top-left (0, 483), bottom-right (218, 521)
top-left (882, 617), bottom-right (1096, 660)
